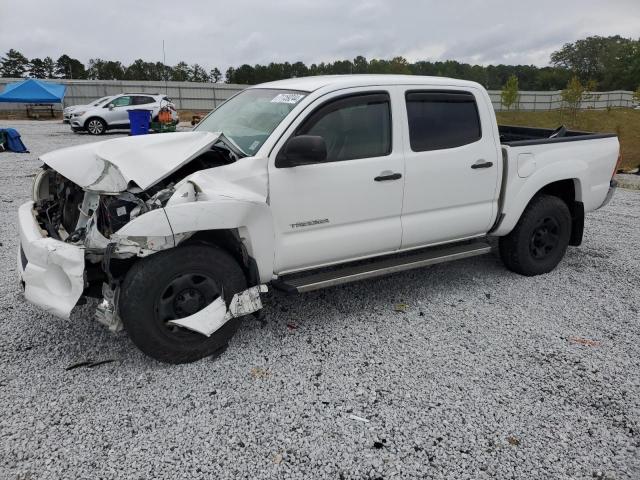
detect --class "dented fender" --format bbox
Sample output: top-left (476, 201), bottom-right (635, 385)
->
top-left (113, 207), bottom-right (173, 238)
top-left (110, 207), bottom-right (177, 254)
top-left (161, 198), bottom-right (275, 284)
top-left (109, 192), bottom-right (275, 283)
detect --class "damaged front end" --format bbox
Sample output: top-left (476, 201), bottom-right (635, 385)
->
top-left (26, 165), bottom-right (194, 329)
top-left (19, 132), bottom-right (266, 334)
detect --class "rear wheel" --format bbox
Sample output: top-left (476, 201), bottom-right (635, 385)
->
top-left (499, 195), bottom-right (571, 276)
top-left (119, 245), bottom-right (246, 363)
top-left (85, 117), bottom-right (106, 135)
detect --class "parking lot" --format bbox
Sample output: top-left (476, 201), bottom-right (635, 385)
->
top-left (0, 121), bottom-right (638, 479)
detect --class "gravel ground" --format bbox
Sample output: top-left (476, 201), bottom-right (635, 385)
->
top-left (616, 174), bottom-right (640, 191)
top-left (0, 121), bottom-right (638, 480)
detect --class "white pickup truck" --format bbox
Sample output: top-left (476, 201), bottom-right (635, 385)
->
top-left (18, 75), bottom-right (620, 363)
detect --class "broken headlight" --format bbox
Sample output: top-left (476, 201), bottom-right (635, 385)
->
top-left (32, 168), bottom-right (50, 201)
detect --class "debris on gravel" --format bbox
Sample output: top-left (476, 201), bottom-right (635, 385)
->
top-left (0, 121), bottom-right (639, 479)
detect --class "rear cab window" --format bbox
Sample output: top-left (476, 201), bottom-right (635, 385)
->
top-left (405, 90), bottom-right (481, 151)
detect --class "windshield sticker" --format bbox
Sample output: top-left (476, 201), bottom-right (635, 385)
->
top-left (271, 93), bottom-right (305, 104)
top-left (249, 140), bottom-right (260, 151)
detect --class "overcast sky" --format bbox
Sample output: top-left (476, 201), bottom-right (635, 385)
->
top-left (2, 0), bottom-right (639, 70)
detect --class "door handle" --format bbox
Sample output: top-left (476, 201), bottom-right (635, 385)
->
top-left (374, 172), bottom-right (402, 181)
top-left (471, 160), bottom-right (494, 169)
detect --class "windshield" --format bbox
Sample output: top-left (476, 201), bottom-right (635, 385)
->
top-left (92, 96), bottom-right (112, 106)
top-left (195, 88), bottom-right (307, 155)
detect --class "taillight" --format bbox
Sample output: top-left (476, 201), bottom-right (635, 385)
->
top-left (612, 151), bottom-right (623, 179)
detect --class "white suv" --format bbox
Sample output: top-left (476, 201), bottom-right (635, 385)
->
top-left (63, 95), bottom-right (114, 123)
top-left (69, 93), bottom-right (178, 135)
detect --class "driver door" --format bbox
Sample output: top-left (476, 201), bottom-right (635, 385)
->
top-left (104, 95), bottom-right (132, 126)
top-left (268, 87), bottom-right (405, 274)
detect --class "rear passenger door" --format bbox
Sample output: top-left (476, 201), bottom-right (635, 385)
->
top-left (400, 88), bottom-right (501, 248)
top-left (131, 95), bottom-right (158, 117)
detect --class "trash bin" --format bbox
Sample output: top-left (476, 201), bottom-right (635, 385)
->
top-left (128, 109), bottom-right (152, 136)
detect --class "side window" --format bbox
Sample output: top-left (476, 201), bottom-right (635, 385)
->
top-left (296, 93), bottom-right (391, 162)
top-left (111, 96), bottom-right (132, 107)
top-left (405, 91), bottom-right (481, 151)
top-left (132, 96), bottom-right (155, 105)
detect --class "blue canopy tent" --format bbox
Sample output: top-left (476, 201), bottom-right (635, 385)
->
top-left (0, 78), bottom-right (66, 103)
top-left (0, 79), bottom-right (65, 152)
top-left (0, 78), bottom-right (66, 120)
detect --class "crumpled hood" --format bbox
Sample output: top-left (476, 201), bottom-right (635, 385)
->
top-left (40, 131), bottom-right (222, 193)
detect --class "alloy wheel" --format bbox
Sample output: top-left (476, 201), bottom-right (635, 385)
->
top-left (87, 119), bottom-right (104, 135)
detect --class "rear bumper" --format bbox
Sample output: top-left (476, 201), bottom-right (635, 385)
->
top-left (17, 201), bottom-right (85, 319)
top-left (599, 180), bottom-right (617, 209)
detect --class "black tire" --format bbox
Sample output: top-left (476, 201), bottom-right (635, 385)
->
top-left (85, 117), bottom-right (106, 135)
top-left (119, 245), bottom-right (247, 364)
top-left (499, 194), bottom-right (571, 276)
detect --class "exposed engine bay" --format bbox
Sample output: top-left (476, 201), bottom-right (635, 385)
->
top-left (32, 143), bottom-right (237, 250)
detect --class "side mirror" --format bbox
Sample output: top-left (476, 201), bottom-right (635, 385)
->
top-left (108, 103), bottom-right (115, 110)
top-left (276, 135), bottom-right (327, 168)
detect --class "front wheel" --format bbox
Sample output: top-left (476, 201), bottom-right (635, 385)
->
top-left (85, 117), bottom-right (106, 135)
top-left (119, 245), bottom-right (247, 363)
top-left (499, 195), bottom-right (572, 276)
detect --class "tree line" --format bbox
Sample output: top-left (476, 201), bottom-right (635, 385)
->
top-left (1, 35), bottom-right (638, 91)
top-left (0, 51), bottom-right (223, 84)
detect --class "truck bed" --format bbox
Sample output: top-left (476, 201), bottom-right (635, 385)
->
top-left (499, 125), bottom-right (616, 147)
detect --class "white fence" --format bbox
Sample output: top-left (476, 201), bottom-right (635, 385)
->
top-left (488, 89), bottom-right (636, 111)
top-left (0, 78), bottom-right (246, 112)
top-left (0, 78), bottom-right (636, 113)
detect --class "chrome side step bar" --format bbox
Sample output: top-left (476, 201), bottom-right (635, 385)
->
top-left (274, 241), bottom-right (492, 293)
